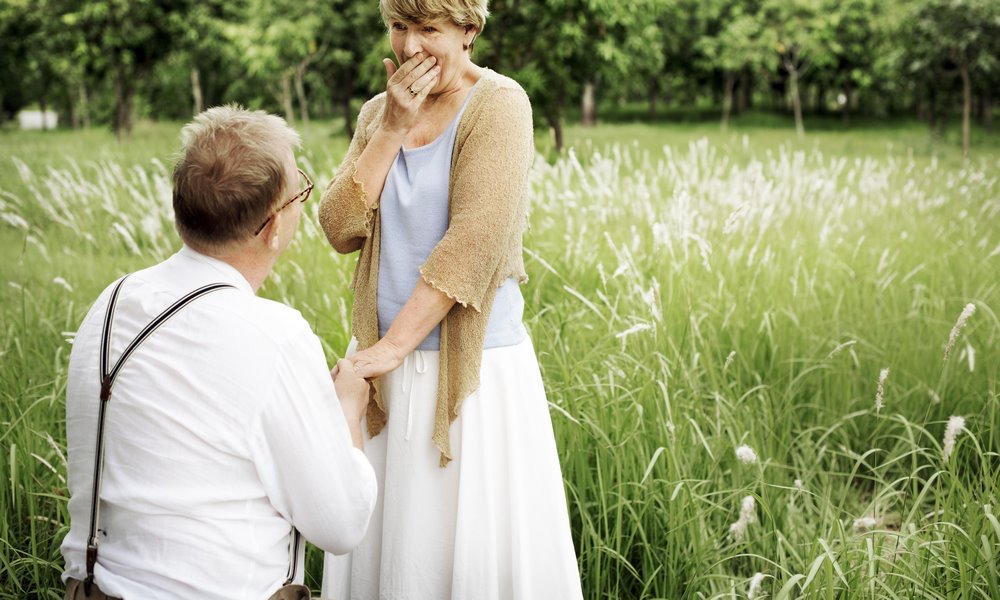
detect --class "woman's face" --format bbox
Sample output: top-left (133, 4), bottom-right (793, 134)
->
top-left (389, 17), bottom-right (476, 94)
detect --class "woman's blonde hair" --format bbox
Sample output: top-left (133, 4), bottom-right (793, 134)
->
top-left (379, 0), bottom-right (489, 34)
top-left (172, 105), bottom-right (301, 249)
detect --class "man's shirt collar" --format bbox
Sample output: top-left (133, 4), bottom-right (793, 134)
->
top-left (177, 245), bottom-right (255, 295)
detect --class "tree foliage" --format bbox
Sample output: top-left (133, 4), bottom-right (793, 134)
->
top-left (1, 0), bottom-right (996, 152)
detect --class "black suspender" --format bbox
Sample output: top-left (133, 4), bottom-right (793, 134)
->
top-left (84, 276), bottom-right (236, 594)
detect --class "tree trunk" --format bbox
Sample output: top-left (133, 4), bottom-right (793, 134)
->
top-left (122, 84), bottom-right (134, 141)
top-left (113, 89), bottom-right (134, 141)
top-left (191, 67), bottom-right (203, 116)
top-left (927, 85), bottom-right (937, 135)
top-left (647, 81), bottom-right (658, 119)
top-left (113, 68), bottom-right (127, 141)
top-left (581, 80), bottom-right (596, 127)
top-left (40, 97), bottom-right (48, 131)
top-left (339, 69), bottom-right (355, 138)
top-left (734, 72), bottom-right (747, 115)
top-left (281, 73), bottom-right (295, 126)
top-left (114, 73), bottom-right (122, 140)
top-left (787, 63), bottom-right (805, 138)
top-left (960, 63), bottom-right (971, 159)
top-left (742, 71), bottom-right (753, 111)
top-left (342, 96), bottom-right (354, 138)
top-left (721, 72), bottom-right (735, 133)
top-left (842, 82), bottom-right (851, 125)
top-left (547, 113), bottom-right (563, 152)
top-left (69, 84), bottom-right (78, 130)
top-left (984, 89), bottom-right (993, 132)
top-left (79, 81), bottom-right (90, 129)
top-left (295, 61), bottom-right (310, 126)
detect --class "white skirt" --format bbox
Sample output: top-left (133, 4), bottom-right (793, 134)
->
top-left (322, 335), bottom-right (583, 600)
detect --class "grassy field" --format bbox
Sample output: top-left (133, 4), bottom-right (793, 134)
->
top-left (2, 116), bottom-right (999, 598)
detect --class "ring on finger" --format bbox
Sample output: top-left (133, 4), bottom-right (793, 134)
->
top-left (407, 87), bottom-right (419, 96)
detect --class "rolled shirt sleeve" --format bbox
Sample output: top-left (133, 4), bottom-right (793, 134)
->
top-left (249, 326), bottom-right (377, 556)
top-left (418, 86), bottom-right (534, 312)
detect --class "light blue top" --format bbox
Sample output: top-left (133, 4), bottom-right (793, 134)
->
top-left (377, 83), bottom-right (526, 351)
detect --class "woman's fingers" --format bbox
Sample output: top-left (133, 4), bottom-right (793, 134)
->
top-left (409, 65), bottom-right (441, 96)
top-left (383, 58), bottom-right (398, 80)
top-left (398, 55), bottom-right (437, 91)
top-left (389, 52), bottom-right (427, 85)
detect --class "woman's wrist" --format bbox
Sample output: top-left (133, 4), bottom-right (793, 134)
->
top-left (375, 336), bottom-right (408, 363)
top-left (375, 123), bottom-right (408, 142)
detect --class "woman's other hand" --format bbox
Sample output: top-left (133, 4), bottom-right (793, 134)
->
top-left (350, 339), bottom-right (406, 379)
top-left (380, 52), bottom-right (441, 136)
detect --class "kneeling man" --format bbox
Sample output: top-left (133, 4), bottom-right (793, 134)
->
top-left (60, 106), bottom-right (376, 599)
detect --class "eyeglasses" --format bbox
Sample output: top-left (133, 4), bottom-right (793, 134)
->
top-left (254, 168), bottom-right (314, 236)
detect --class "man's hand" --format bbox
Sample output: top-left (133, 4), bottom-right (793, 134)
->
top-left (332, 358), bottom-right (369, 449)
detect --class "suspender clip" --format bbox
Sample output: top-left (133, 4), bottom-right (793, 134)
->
top-left (99, 376), bottom-right (112, 402)
top-left (85, 544), bottom-right (98, 594)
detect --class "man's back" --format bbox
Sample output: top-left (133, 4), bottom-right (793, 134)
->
top-left (61, 246), bottom-right (376, 599)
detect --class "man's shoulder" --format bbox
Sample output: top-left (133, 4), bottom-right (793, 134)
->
top-left (184, 288), bottom-right (315, 353)
top-left (234, 294), bottom-right (314, 341)
top-left (86, 266), bottom-right (315, 352)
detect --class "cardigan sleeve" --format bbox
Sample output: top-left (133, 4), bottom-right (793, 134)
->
top-left (419, 86), bottom-right (534, 312)
top-left (318, 96), bottom-right (383, 254)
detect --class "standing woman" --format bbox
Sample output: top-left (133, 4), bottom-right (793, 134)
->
top-left (318, 0), bottom-right (582, 598)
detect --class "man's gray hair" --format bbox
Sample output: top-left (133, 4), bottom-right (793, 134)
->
top-left (172, 105), bottom-right (301, 249)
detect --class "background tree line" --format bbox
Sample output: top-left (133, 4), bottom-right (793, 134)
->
top-left (1, 0), bottom-right (998, 154)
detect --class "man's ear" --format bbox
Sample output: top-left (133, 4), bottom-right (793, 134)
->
top-left (264, 212), bottom-right (282, 251)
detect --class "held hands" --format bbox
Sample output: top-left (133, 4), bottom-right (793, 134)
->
top-left (332, 358), bottom-right (369, 425)
top-left (380, 52), bottom-right (441, 136)
top-left (349, 339), bottom-right (405, 380)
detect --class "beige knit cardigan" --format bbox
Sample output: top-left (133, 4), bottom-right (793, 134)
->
top-left (318, 69), bottom-right (534, 466)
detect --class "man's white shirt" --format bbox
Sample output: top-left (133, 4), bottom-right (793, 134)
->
top-left (61, 246), bottom-right (376, 599)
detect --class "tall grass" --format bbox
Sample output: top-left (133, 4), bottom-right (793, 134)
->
top-left (1, 122), bottom-right (998, 598)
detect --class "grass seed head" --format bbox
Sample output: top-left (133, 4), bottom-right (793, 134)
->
top-left (729, 495), bottom-right (757, 542)
top-left (942, 416), bottom-right (965, 462)
top-left (875, 368), bottom-right (889, 413)
top-left (736, 444), bottom-right (758, 465)
top-left (853, 516), bottom-right (878, 532)
top-left (944, 303), bottom-right (976, 361)
top-left (826, 339), bottom-right (856, 359)
top-left (52, 277), bottom-right (73, 293)
top-left (748, 572), bottom-right (766, 599)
